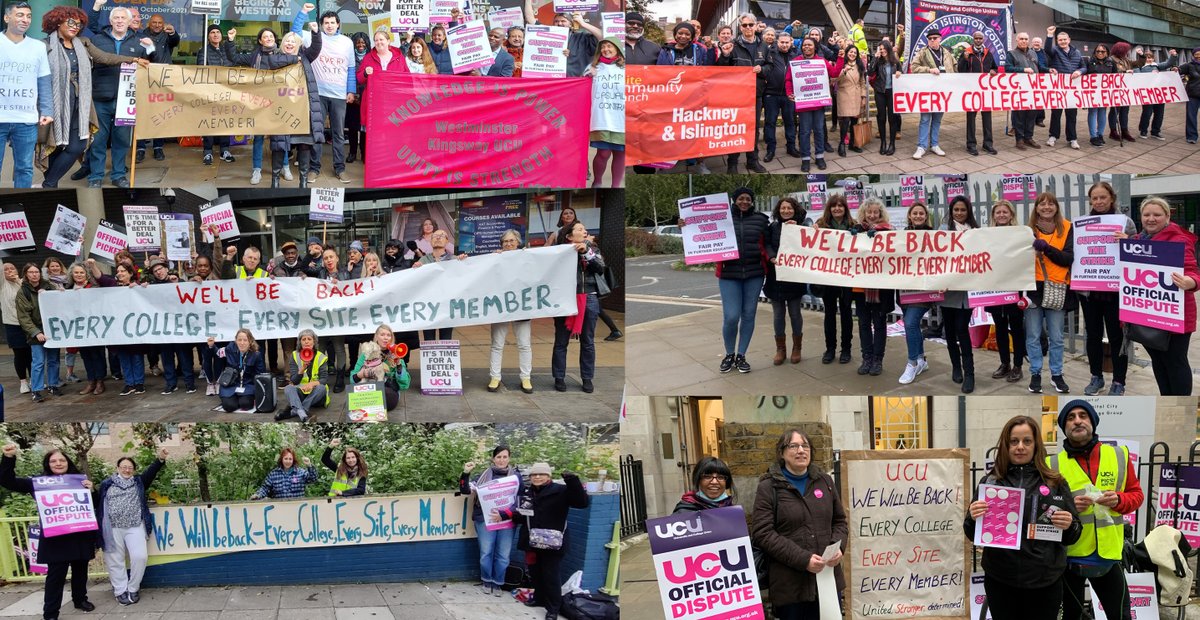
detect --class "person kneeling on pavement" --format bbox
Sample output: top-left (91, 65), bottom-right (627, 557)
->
top-left (279, 328), bottom-right (329, 421)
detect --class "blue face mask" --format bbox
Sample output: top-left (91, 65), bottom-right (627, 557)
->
top-left (701, 491), bottom-right (729, 503)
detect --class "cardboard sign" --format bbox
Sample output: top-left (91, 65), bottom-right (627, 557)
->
top-left (347, 381), bottom-right (388, 422)
top-left (32, 474), bottom-right (98, 537)
top-left (420, 339), bottom-right (462, 395)
top-left (790, 58), bottom-right (832, 111)
top-left (523, 25), bottom-right (569, 78)
top-left (0, 212), bottom-right (35, 254)
top-left (46, 206), bottom-right (86, 257)
top-left (893, 71), bottom-right (1186, 113)
top-left (1071, 215), bottom-right (1127, 292)
top-left (1118, 238), bottom-right (1185, 333)
top-left (310, 188), bottom-right (346, 223)
top-left (123, 206), bottom-right (161, 253)
top-left (447, 22), bottom-right (493, 73)
top-left (135, 64), bottom-right (311, 138)
top-left (677, 193), bottom-right (739, 265)
top-left (89, 220), bottom-right (128, 265)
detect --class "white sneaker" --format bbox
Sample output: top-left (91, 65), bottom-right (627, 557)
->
top-left (19, 380), bottom-right (30, 394)
top-left (912, 147), bottom-right (926, 160)
top-left (1069, 140), bottom-right (1080, 149)
top-left (915, 356), bottom-right (929, 377)
top-left (281, 166), bottom-right (294, 182)
top-left (899, 362), bottom-right (919, 384)
top-left (694, 162), bottom-right (711, 175)
top-left (250, 168), bottom-right (262, 185)
top-left (1046, 137), bottom-right (1057, 146)
top-left (930, 145), bottom-right (946, 156)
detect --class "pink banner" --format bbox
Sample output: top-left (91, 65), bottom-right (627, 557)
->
top-left (899, 291), bottom-right (944, 304)
top-left (364, 73), bottom-right (590, 188)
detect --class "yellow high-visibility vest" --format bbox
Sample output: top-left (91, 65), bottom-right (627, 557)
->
top-left (1047, 444), bottom-right (1128, 560)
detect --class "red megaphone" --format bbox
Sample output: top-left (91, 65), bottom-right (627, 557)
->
top-left (391, 343), bottom-right (408, 358)
top-left (300, 347), bottom-right (315, 362)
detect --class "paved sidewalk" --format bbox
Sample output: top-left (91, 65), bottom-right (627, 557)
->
top-left (617, 535), bottom-right (660, 620)
top-left (624, 299), bottom-right (1195, 396)
top-left (662, 103), bottom-right (1200, 175)
top-left (0, 318), bottom-right (625, 423)
top-left (0, 580), bottom-right (554, 619)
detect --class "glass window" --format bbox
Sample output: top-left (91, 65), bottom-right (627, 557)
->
top-left (870, 397), bottom-right (932, 449)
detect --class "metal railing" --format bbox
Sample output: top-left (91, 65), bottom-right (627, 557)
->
top-left (0, 512), bottom-right (108, 582)
top-left (620, 455), bottom-right (648, 538)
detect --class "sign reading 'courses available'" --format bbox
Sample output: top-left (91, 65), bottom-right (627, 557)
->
top-left (677, 193), bottom-right (739, 265)
top-left (1119, 238), bottom-right (1185, 333)
top-left (842, 449), bottom-right (969, 620)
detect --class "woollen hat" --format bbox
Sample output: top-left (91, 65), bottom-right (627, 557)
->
top-left (349, 240), bottom-right (364, 253)
top-left (674, 22), bottom-right (696, 38)
top-left (1057, 399), bottom-right (1100, 431)
top-left (530, 462), bottom-right (552, 476)
top-left (626, 12), bottom-right (644, 24)
top-left (730, 187), bottom-right (755, 202)
top-left (306, 236), bottom-right (322, 247)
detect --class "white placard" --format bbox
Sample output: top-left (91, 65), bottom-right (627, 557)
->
top-left (601, 12), bottom-right (623, 38)
top-left (115, 63), bottom-right (137, 127)
top-left (553, 0), bottom-right (599, 12)
top-left (89, 220), bottom-right (127, 265)
top-left (123, 206), bottom-right (161, 253)
top-left (447, 22), bottom-right (493, 73)
top-left (677, 193), bottom-right (739, 265)
top-left (163, 219), bottom-right (192, 262)
top-left (199, 196), bottom-right (239, 241)
top-left (420, 339), bottom-right (462, 395)
top-left (45, 205), bottom-right (86, 256)
top-left (486, 7), bottom-right (524, 31)
top-left (309, 188), bottom-right (345, 223)
top-left (522, 25), bottom-right (569, 78)
top-left (392, 0), bottom-right (429, 33)
top-left (0, 212), bottom-right (35, 253)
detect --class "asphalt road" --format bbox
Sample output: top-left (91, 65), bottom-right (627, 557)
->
top-left (626, 255), bottom-right (721, 325)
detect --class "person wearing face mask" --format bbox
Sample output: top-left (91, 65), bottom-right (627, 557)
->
top-left (752, 429), bottom-right (846, 620)
top-left (497, 462), bottom-right (588, 620)
top-left (985, 200), bottom-right (1027, 384)
top-left (251, 448), bottom-right (317, 500)
top-left (1050, 400), bottom-right (1143, 620)
top-left (97, 449), bottom-right (167, 606)
top-left (623, 12), bottom-right (660, 66)
top-left (1123, 196), bottom-right (1198, 395)
top-left (965, 416), bottom-right (1080, 620)
top-left (765, 198), bottom-right (807, 365)
top-left (762, 32), bottom-right (799, 163)
top-left (937, 196), bottom-right (980, 393)
top-left (16, 262), bottom-right (61, 403)
top-left (674, 456), bottom-right (735, 513)
top-left (0, 2), bottom-right (52, 189)
top-left (460, 445), bottom-right (523, 596)
top-left (208, 328), bottom-right (265, 412)
top-left (0, 443), bottom-right (98, 620)
top-left (322, 438), bottom-right (367, 496)
top-left (1180, 47), bottom-right (1200, 143)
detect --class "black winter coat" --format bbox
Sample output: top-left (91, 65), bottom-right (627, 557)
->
top-left (503, 474), bottom-right (589, 557)
top-left (764, 219), bottom-right (808, 300)
top-left (763, 46), bottom-right (798, 96)
top-left (0, 455), bottom-right (97, 564)
top-left (714, 35), bottom-right (767, 93)
top-left (957, 49), bottom-right (998, 74)
top-left (225, 37), bottom-right (326, 147)
top-left (89, 28), bottom-right (151, 101)
top-left (199, 42), bottom-right (232, 67)
top-left (1181, 61), bottom-right (1200, 99)
top-left (715, 207), bottom-right (770, 281)
top-left (963, 463), bottom-right (1082, 589)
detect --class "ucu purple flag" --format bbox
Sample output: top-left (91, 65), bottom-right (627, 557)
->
top-left (32, 474), bottom-right (98, 537)
top-left (647, 506), bottom-right (765, 620)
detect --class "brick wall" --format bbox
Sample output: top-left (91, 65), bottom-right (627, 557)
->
top-left (722, 422), bottom-right (833, 515)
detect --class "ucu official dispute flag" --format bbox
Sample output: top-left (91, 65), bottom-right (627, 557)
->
top-left (647, 506), bottom-right (765, 620)
top-left (31, 474), bottom-right (98, 538)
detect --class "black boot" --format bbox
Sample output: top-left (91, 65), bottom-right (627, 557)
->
top-left (879, 136), bottom-right (888, 154)
top-left (838, 141), bottom-right (847, 157)
top-left (763, 149), bottom-right (775, 163)
top-left (886, 134), bottom-right (897, 155)
top-left (270, 171), bottom-right (280, 188)
top-left (299, 171), bottom-right (309, 188)
top-left (333, 369), bottom-right (345, 393)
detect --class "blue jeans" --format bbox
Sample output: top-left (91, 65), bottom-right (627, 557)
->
top-left (118, 351), bottom-right (145, 387)
top-left (718, 277), bottom-right (764, 355)
top-left (30, 344), bottom-right (60, 392)
top-left (1087, 107), bottom-right (1107, 138)
top-left (475, 519), bottom-right (515, 587)
top-left (903, 306), bottom-right (930, 362)
top-left (0, 123), bottom-right (38, 188)
top-left (762, 94), bottom-right (796, 153)
top-left (552, 293), bottom-right (599, 380)
top-left (918, 113), bottom-right (943, 148)
top-left (253, 135), bottom-right (264, 169)
top-left (88, 99), bottom-right (131, 183)
top-left (796, 109), bottom-right (826, 160)
top-left (201, 342), bottom-right (226, 383)
top-left (1187, 98), bottom-right (1200, 141)
top-left (1025, 306), bottom-right (1065, 375)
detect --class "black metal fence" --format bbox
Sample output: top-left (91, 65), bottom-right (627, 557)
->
top-left (621, 454), bottom-right (648, 538)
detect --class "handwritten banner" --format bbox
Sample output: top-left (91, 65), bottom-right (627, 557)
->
top-left (843, 449), bottom-right (969, 620)
top-left (134, 63), bottom-right (311, 139)
top-left (148, 492), bottom-right (475, 555)
top-left (40, 245), bottom-right (579, 347)
top-left (32, 474), bottom-right (98, 538)
top-left (1119, 238), bottom-right (1185, 333)
top-left (790, 58), bottom-right (832, 111)
top-left (647, 506), bottom-right (765, 620)
top-left (678, 193), bottom-right (738, 265)
top-left (364, 73), bottom-right (590, 188)
top-left (626, 66), bottom-right (756, 166)
top-left (775, 226), bottom-right (1035, 291)
top-left (1071, 215), bottom-right (1126, 292)
top-left (894, 72), bottom-right (1186, 113)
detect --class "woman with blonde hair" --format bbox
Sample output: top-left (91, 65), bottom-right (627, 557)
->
top-left (897, 202), bottom-right (935, 384)
top-left (986, 200), bottom-right (1027, 384)
top-left (1025, 192), bottom-right (1075, 394)
top-left (852, 198), bottom-right (893, 376)
top-left (208, 328), bottom-right (265, 412)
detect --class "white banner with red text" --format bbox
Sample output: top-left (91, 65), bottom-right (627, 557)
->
top-left (893, 71), bottom-right (1186, 114)
top-left (39, 245), bottom-right (579, 347)
top-left (775, 226), bottom-right (1035, 291)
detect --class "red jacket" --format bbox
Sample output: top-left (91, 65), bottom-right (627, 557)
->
top-left (1069, 441), bottom-right (1144, 516)
top-left (784, 54), bottom-right (834, 99)
top-left (356, 46), bottom-right (408, 129)
top-left (1146, 222), bottom-right (1199, 333)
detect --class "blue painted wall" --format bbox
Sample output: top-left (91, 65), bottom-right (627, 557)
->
top-left (142, 492), bottom-right (619, 589)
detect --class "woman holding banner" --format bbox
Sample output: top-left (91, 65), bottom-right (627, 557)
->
top-left (251, 448), bottom-right (317, 500)
top-left (986, 200), bottom-right (1027, 384)
top-left (765, 197), bottom-right (807, 366)
top-left (1, 443), bottom-right (98, 620)
top-left (938, 196), bottom-right (980, 393)
top-left (898, 202), bottom-right (935, 384)
top-left (68, 259), bottom-right (117, 396)
top-left (488, 230), bottom-right (534, 394)
top-left (98, 448), bottom-right (167, 606)
top-left (459, 445), bottom-right (522, 596)
top-left (1084, 44), bottom-right (1117, 147)
top-left (349, 324), bottom-right (409, 410)
top-left (357, 27), bottom-right (407, 153)
top-left (814, 194), bottom-right (856, 365)
top-left (346, 31), bottom-right (369, 164)
top-left (1077, 182), bottom-right (1136, 396)
top-left (867, 41), bottom-right (901, 155)
top-left (1126, 196), bottom-right (1198, 395)
top-left (852, 199), bottom-right (893, 377)
top-left (1025, 192), bottom-right (1076, 395)
top-left (672, 455), bottom-right (735, 512)
top-left (17, 263), bottom-right (62, 404)
top-left (751, 429), bottom-right (846, 620)
top-left (964, 416), bottom-right (1080, 619)
top-left (552, 221), bottom-right (607, 392)
top-left (679, 187), bottom-right (768, 374)
top-left (322, 438), bottom-right (367, 496)
top-left (1107, 42), bottom-right (1136, 143)
top-left (209, 328), bottom-right (265, 412)
top-left (110, 263), bottom-right (146, 396)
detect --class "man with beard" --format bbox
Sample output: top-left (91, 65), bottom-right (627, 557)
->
top-left (623, 11), bottom-right (659, 65)
top-left (714, 13), bottom-right (767, 173)
top-left (762, 32), bottom-right (800, 161)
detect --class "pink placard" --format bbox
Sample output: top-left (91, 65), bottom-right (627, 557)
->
top-left (974, 484), bottom-right (1024, 550)
top-left (968, 290), bottom-right (1020, 308)
top-left (899, 291), bottom-right (945, 304)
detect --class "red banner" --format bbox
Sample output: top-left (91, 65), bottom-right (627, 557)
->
top-left (626, 66), bottom-right (756, 166)
top-left (364, 73), bottom-right (591, 188)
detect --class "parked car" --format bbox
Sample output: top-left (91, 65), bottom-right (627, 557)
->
top-left (650, 225), bottom-right (682, 238)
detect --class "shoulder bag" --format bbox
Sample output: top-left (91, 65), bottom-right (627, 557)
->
top-left (1037, 256), bottom-right (1066, 311)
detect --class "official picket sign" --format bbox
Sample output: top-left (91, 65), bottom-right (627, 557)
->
top-left (364, 73), bottom-right (590, 188)
top-left (626, 66), bottom-right (756, 166)
top-left (40, 245), bottom-right (579, 347)
top-left (841, 449), bottom-right (970, 620)
top-left (0, 211), bottom-right (35, 254)
top-left (32, 474), bottom-right (98, 537)
top-left (147, 491), bottom-right (475, 555)
top-left (893, 71), bottom-right (1186, 113)
top-left (647, 505), bottom-right (765, 620)
top-left (447, 22), bottom-right (493, 73)
top-left (1118, 238), bottom-right (1185, 332)
top-left (134, 63), bottom-right (312, 139)
top-left (89, 220), bottom-right (128, 265)
top-left (775, 226), bottom-right (1035, 291)
top-left (1000, 175), bottom-right (1036, 203)
top-left (1156, 464), bottom-right (1200, 547)
top-left (115, 63), bottom-right (138, 127)
top-left (199, 196), bottom-right (239, 242)
top-left (678, 193), bottom-right (739, 265)
top-left (807, 176), bottom-right (827, 211)
top-left (487, 7), bottom-right (523, 30)
top-left (1071, 215), bottom-right (1127, 292)
top-left (601, 12), bottom-right (624, 38)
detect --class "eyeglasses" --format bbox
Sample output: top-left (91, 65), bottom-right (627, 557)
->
top-left (740, 23), bottom-right (755, 27)
top-left (700, 474), bottom-right (726, 482)
top-left (785, 443), bottom-right (810, 452)
top-left (65, 18), bottom-right (81, 27)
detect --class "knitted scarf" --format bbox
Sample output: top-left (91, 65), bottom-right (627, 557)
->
top-left (47, 31), bottom-right (92, 145)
